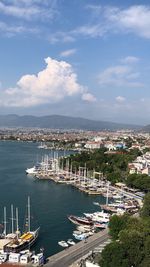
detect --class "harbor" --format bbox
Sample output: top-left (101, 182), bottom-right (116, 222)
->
top-left (0, 141), bottom-right (144, 266)
top-left (0, 141), bottom-right (110, 258)
top-left (26, 151), bottom-right (142, 214)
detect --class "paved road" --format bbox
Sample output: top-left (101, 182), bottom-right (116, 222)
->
top-left (45, 229), bottom-right (109, 267)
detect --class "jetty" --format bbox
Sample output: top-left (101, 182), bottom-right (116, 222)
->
top-left (45, 229), bottom-right (109, 267)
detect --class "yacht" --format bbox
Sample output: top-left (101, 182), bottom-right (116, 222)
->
top-left (84, 211), bottom-right (110, 223)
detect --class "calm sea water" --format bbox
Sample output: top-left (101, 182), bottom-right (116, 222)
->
top-left (0, 141), bottom-right (106, 257)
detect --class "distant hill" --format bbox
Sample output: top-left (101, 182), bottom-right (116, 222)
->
top-left (0, 114), bottom-right (141, 131)
top-left (142, 124), bottom-right (150, 132)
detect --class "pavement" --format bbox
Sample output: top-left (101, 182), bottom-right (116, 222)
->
top-left (69, 238), bottom-right (111, 267)
top-left (45, 229), bottom-right (109, 267)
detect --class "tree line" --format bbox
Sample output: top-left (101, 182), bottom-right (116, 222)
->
top-left (99, 193), bottom-right (150, 267)
top-left (62, 148), bottom-right (150, 191)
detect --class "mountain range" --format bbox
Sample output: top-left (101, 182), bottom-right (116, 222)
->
top-left (0, 114), bottom-right (142, 131)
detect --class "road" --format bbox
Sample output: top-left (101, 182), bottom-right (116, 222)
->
top-left (45, 229), bottom-right (109, 267)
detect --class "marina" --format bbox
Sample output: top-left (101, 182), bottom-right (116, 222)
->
top-left (26, 155), bottom-right (141, 217)
top-left (25, 149), bottom-right (144, 209)
top-left (0, 141), bottom-right (109, 258)
top-left (0, 140), bottom-right (143, 265)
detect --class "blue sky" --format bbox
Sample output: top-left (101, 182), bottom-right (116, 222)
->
top-left (0, 0), bottom-right (150, 125)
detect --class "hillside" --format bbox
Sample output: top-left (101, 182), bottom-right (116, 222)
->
top-left (0, 114), bottom-right (141, 131)
top-left (142, 124), bottom-right (150, 132)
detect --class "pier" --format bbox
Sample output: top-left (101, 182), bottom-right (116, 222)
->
top-left (45, 229), bottom-right (109, 267)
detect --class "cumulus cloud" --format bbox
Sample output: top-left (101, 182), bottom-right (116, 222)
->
top-left (60, 49), bottom-right (76, 58)
top-left (0, 57), bottom-right (96, 107)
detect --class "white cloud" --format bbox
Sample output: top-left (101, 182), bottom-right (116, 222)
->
top-left (82, 93), bottom-right (96, 102)
top-left (0, 0), bottom-right (58, 21)
top-left (107, 5), bottom-right (150, 39)
top-left (70, 5), bottom-right (150, 40)
top-left (60, 49), bottom-right (76, 58)
top-left (0, 0), bottom-right (60, 37)
top-left (73, 24), bottom-right (107, 38)
top-left (0, 57), bottom-right (96, 107)
top-left (48, 32), bottom-right (75, 44)
top-left (116, 96), bottom-right (126, 103)
top-left (0, 21), bottom-right (38, 36)
top-left (2, 4), bottom-right (150, 40)
top-left (98, 59), bottom-right (143, 88)
top-left (120, 56), bottom-right (139, 64)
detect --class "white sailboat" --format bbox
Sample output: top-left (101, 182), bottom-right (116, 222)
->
top-left (4, 197), bottom-right (40, 253)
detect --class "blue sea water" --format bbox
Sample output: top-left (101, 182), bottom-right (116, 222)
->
top-left (0, 141), bottom-right (106, 257)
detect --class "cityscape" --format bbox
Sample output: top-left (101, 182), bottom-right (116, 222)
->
top-left (0, 125), bottom-right (150, 266)
top-left (0, 0), bottom-right (150, 266)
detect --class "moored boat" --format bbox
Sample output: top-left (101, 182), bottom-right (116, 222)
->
top-left (68, 215), bottom-right (93, 226)
top-left (26, 166), bottom-right (38, 175)
top-left (58, 241), bottom-right (69, 248)
top-left (4, 197), bottom-right (40, 253)
top-left (67, 239), bottom-right (75, 245)
top-left (84, 211), bottom-right (110, 223)
top-left (94, 222), bottom-right (108, 229)
top-left (72, 233), bottom-right (87, 241)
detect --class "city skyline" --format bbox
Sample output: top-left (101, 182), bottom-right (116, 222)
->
top-left (0, 0), bottom-right (150, 125)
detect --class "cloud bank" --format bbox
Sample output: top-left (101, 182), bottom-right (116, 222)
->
top-left (0, 57), bottom-right (96, 107)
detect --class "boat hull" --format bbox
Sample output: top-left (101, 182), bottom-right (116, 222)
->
top-left (68, 215), bottom-right (93, 226)
top-left (4, 228), bottom-right (40, 253)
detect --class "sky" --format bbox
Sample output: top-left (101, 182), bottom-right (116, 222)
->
top-left (0, 0), bottom-right (150, 125)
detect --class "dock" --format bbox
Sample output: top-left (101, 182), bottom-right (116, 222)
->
top-left (45, 229), bottom-right (109, 267)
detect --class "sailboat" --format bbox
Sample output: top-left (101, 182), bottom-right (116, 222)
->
top-left (4, 197), bottom-right (40, 253)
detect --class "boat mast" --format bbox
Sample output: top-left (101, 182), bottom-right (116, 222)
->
top-left (28, 196), bottom-right (30, 232)
top-left (106, 182), bottom-right (109, 206)
top-left (11, 204), bottom-right (14, 233)
top-left (4, 206), bottom-right (7, 238)
top-left (16, 207), bottom-right (19, 239)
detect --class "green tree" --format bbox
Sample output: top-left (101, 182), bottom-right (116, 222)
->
top-left (109, 214), bottom-right (129, 240)
top-left (139, 258), bottom-right (150, 267)
top-left (126, 174), bottom-right (150, 192)
top-left (141, 192), bottom-right (150, 218)
top-left (99, 242), bottom-right (129, 267)
top-left (120, 230), bottom-right (144, 267)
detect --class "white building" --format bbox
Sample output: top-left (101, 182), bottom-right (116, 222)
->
top-left (85, 141), bottom-right (103, 149)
